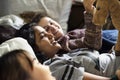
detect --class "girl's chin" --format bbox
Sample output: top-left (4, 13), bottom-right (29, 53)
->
top-left (55, 44), bottom-right (62, 49)
top-left (51, 42), bottom-right (62, 49)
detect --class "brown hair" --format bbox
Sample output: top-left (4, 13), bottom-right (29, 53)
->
top-left (19, 11), bottom-right (48, 23)
top-left (0, 49), bottom-right (33, 80)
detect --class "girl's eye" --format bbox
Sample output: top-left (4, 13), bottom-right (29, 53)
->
top-left (32, 58), bottom-right (40, 64)
top-left (32, 58), bottom-right (37, 63)
top-left (40, 32), bottom-right (45, 39)
top-left (44, 26), bottom-right (50, 31)
top-left (50, 22), bottom-right (53, 25)
top-left (32, 58), bottom-right (36, 62)
top-left (49, 20), bottom-right (53, 25)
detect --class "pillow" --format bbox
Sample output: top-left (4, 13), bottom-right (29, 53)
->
top-left (0, 37), bottom-right (36, 59)
top-left (0, 14), bottom-right (24, 30)
top-left (102, 29), bottom-right (118, 44)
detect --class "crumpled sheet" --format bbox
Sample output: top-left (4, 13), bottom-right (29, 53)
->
top-left (0, 14), bottom-right (24, 30)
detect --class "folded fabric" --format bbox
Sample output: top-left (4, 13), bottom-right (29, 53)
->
top-left (102, 29), bottom-right (118, 45)
top-left (0, 37), bottom-right (36, 58)
top-left (0, 14), bottom-right (24, 30)
top-left (99, 29), bottom-right (118, 53)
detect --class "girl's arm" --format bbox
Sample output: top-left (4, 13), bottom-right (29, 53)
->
top-left (83, 72), bottom-right (110, 80)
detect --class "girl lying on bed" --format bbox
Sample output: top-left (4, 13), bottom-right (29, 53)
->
top-left (0, 37), bottom-right (110, 80)
top-left (15, 0), bottom-right (120, 79)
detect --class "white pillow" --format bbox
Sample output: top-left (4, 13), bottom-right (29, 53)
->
top-left (0, 37), bottom-right (36, 59)
top-left (0, 14), bottom-right (24, 30)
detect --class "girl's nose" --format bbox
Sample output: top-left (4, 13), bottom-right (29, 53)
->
top-left (48, 24), bottom-right (57, 33)
top-left (46, 32), bottom-right (54, 39)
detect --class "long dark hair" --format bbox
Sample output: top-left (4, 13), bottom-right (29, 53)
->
top-left (0, 49), bottom-right (33, 80)
top-left (31, 12), bottom-right (48, 23)
top-left (16, 23), bottom-right (36, 49)
top-left (19, 11), bottom-right (49, 23)
top-left (0, 25), bottom-right (17, 44)
top-left (16, 23), bottom-right (47, 63)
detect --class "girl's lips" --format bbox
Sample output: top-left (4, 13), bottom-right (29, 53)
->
top-left (53, 30), bottom-right (58, 36)
top-left (53, 30), bottom-right (59, 39)
top-left (51, 41), bottom-right (57, 45)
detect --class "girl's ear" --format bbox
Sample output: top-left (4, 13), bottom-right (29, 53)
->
top-left (92, 0), bottom-right (109, 26)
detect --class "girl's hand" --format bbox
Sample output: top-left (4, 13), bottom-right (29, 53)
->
top-left (83, 0), bottom-right (96, 14)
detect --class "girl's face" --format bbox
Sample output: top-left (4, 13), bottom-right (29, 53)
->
top-left (37, 17), bottom-right (64, 40)
top-left (21, 53), bottom-right (56, 80)
top-left (31, 58), bottom-right (56, 80)
top-left (33, 26), bottom-right (62, 58)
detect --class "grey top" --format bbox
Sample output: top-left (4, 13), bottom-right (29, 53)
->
top-left (44, 47), bottom-right (119, 80)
